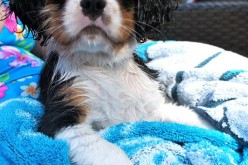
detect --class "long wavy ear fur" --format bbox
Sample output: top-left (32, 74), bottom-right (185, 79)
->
top-left (5, 0), bottom-right (49, 45)
top-left (135, 0), bottom-right (177, 42)
top-left (3, 0), bottom-right (176, 45)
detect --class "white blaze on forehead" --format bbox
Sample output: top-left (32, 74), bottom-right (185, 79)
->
top-left (62, 0), bottom-right (122, 39)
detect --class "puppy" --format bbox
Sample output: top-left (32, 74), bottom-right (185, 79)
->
top-left (7, 0), bottom-right (212, 164)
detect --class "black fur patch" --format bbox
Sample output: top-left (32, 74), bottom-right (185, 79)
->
top-left (133, 53), bottom-right (167, 98)
top-left (8, 0), bottom-right (47, 43)
top-left (133, 53), bottom-right (159, 80)
top-left (134, 0), bottom-right (177, 42)
top-left (38, 51), bottom-right (83, 137)
top-left (49, 0), bottom-right (66, 4)
top-left (119, 0), bottom-right (135, 11)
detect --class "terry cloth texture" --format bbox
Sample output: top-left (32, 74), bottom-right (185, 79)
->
top-left (0, 98), bottom-right (70, 165)
top-left (1, 41), bottom-right (248, 164)
top-left (1, 98), bottom-right (246, 165)
top-left (101, 121), bottom-right (245, 165)
top-left (143, 41), bottom-right (248, 145)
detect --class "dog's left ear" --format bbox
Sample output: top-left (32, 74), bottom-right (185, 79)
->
top-left (135, 0), bottom-right (177, 42)
top-left (6, 0), bottom-right (48, 45)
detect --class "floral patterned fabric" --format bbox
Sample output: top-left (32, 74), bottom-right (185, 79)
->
top-left (0, 46), bottom-right (43, 102)
top-left (0, 9), bottom-right (36, 51)
top-left (0, 7), bottom-right (43, 103)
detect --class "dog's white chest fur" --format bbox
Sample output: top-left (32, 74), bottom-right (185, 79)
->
top-left (72, 60), bottom-right (165, 129)
top-left (54, 50), bottom-right (212, 165)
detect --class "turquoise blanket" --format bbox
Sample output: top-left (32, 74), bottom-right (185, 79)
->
top-left (0, 98), bottom-right (69, 164)
top-left (1, 41), bottom-right (248, 164)
top-left (0, 98), bottom-right (247, 164)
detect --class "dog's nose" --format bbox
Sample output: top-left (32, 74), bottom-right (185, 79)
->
top-left (80, 0), bottom-right (106, 20)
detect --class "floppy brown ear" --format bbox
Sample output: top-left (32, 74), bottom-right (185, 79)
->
top-left (7, 0), bottom-right (49, 45)
top-left (135, 0), bottom-right (177, 42)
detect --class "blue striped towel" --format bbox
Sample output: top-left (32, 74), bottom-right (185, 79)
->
top-left (142, 41), bottom-right (248, 145)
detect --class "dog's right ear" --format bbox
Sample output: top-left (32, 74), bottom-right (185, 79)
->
top-left (7, 0), bottom-right (49, 45)
top-left (134, 0), bottom-right (178, 43)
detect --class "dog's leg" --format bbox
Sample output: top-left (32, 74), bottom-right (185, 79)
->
top-left (151, 103), bottom-right (214, 129)
top-left (56, 124), bottom-right (132, 165)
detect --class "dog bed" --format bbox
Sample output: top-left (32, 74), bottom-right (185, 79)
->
top-left (0, 40), bottom-right (248, 164)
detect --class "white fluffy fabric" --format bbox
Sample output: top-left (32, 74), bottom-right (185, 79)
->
top-left (145, 41), bottom-right (248, 144)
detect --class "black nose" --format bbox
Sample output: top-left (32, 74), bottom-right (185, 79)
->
top-left (80, 0), bottom-right (106, 20)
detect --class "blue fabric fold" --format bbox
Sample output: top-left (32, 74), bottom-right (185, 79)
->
top-left (2, 98), bottom-right (247, 165)
top-left (0, 98), bottom-right (70, 165)
top-left (101, 122), bottom-right (246, 164)
top-left (1, 41), bottom-right (248, 164)
top-left (144, 41), bottom-right (248, 146)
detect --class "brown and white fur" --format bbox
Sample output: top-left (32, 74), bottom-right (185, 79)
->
top-left (7, 0), bottom-right (212, 164)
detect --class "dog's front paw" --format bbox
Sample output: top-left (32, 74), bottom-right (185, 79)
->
top-left (72, 140), bottom-right (132, 165)
top-left (103, 146), bottom-right (132, 165)
top-left (97, 141), bottom-right (132, 165)
top-left (56, 124), bottom-right (132, 165)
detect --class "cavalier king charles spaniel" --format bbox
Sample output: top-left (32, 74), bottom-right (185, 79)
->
top-left (6, 0), bottom-right (212, 164)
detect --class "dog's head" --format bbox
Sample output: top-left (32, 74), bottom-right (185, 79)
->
top-left (6, 0), bottom-right (175, 56)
